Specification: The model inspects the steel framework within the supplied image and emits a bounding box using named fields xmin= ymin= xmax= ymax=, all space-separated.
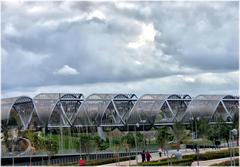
xmin=1 ymin=93 xmax=239 ymax=131
xmin=181 ymin=95 xmax=239 ymax=123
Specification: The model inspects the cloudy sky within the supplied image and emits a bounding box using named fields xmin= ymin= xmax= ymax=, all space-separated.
xmin=1 ymin=1 xmax=239 ymax=98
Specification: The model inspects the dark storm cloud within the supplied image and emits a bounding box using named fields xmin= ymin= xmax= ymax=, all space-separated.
xmin=1 ymin=1 xmax=238 ymax=95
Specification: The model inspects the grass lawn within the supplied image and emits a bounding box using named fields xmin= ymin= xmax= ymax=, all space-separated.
xmin=46 ymin=134 xmax=79 ymax=150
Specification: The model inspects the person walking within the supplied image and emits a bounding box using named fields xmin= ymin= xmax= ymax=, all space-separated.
xmin=141 ymin=150 xmax=146 ymax=163
xmin=216 ymin=140 xmax=221 ymax=149
xmin=145 ymin=151 xmax=152 ymax=162
xmin=194 ymin=144 xmax=198 ymax=153
xmin=174 ymin=149 xmax=182 ymax=160
xmin=158 ymin=147 xmax=162 ymax=157
xmin=214 ymin=139 xmax=217 ymax=149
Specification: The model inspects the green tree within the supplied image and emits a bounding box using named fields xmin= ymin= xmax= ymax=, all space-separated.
xmin=44 ymin=139 xmax=58 ymax=164
xmin=156 ymin=126 xmax=170 ymax=153
xmin=136 ymin=132 xmax=144 ymax=147
xmin=232 ymin=112 xmax=239 ymax=130
xmin=220 ymin=123 xmax=232 ymax=146
xmin=121 ymin=133 xmax=135 ymax=149
xmin=112 ymin=135 xmax=121 ymax=162
xmin=107 ymin=131 xmax=123 ymax=164
xmin=108 ymin=129 xmax=124 ymax=152
xmin=28 ymin=131 xmax=59 ymax=165
xmin=197 ymin=118 xmax=211 ymax=146
xmin=208 ymin=125 xmax=220 ymax=144
xmin=207 ymin=120 xmax=232 ymax=146
xmin=197 ymin=119 xmax=210 ymax=138
xmin=94 ymin=135 xmax=109 ymax=151
xmin=22 ymin=130 xmax=41 ymax=150
xmin=2 ymin=130 xmax=11 ymax=151
xmin=232 ymin=112 xmax=239 ymax=146
xmin=169 ymin=122 xmax=189 ymax=149
xmin=74 ymin=134 xmax=96 ymax=160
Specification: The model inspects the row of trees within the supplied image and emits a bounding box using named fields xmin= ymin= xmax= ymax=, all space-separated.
xmin=72 ymin=130 xmax=145 ymax=160
xmin=156 ymin=123 xmax=190 ymax=152
xmin=3 ymin=113 xmax=238 ymax=164
xmin=22 ymin=130 xmax=58 ymax=164
xmin=74 ymin=131 xmax=144 ymax=152
xmin=156 ymin=113 xmax=239 ymax=152
xmin=23 ymin=130 xmax=58 ymax=154
xmin=10 ymin=129 xmax=143 ymax=161
xmin=197 ymin=118 xmax=238 ymax=146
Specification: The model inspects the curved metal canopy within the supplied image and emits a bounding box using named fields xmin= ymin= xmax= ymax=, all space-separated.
xmin=181 ymin=95 xmax=238 ymax=122
xmin=125 ymin=94 xmax=191 ymax=126
xmin=1 ymin=93 xmax=239 ymax=130
xmin=1 ymin=96 xmax=34 ymax=130
xmin=72 ymin=93 xmax=137 ymax=127
xmin=126 ymin=94 xmax=174 ymax=125
xmin=33 ymin=93 xmax=84 ymax=127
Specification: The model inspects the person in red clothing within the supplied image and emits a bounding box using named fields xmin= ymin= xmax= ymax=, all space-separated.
xmin=79 ymin=158 xmax=85 ymax=166
xmin=145 ymin=151 xmax=152 ymax=162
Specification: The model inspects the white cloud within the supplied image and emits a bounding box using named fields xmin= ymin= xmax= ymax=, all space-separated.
xmin=2 ymin=71 xmax=238 ymax=98
xmin=3 ymin=23 xmax=20 ymax=37
xmin=115 ymin=2 xmax=138 ymax=10
xmin=196 ymin=72 xmax=236 ymax=85
xmin=127 ymin=23 xmax=158 ymax=49
xmin=27 ymin=5 xmax=49 ymax=14
xmin=1 ymin=1 xmax=238 ymax=96
xmin=135 ymin=60 xmax=143 ymax=65
xmin=87 ymin=10 xmax=106 ymax=20
xmin=177 ymin=75 xmax=196 ymax=83
xmin=54 ymin=65 xmax=79 ymax=76
xmin=37 ymin=15 xmax=86 ymax=29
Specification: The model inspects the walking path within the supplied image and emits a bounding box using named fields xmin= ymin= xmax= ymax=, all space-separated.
xmin=97 ymin=148 xmax=229 ymax=166
xmin=191 ymin=156 xmax=239 ymax=166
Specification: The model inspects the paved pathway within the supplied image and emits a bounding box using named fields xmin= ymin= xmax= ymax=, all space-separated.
xmin=97 ymin=148 xmax=229 ymax=166
xmin=191 ymin=156 xmax=239 ymax=166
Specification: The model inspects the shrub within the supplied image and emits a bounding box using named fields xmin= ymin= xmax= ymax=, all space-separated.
xmin=63 ymin=156 xmax=135 ymax=166
xmin=198 ymin=148 xmax=239 ymax=161
xmin=85 ymin=156 xmax=135 ymax=166
xmin=210 ymin=158 xmax=239 ymax=166
xmin=139 ymin=148 xmax=239 ymax=166
xmin=142 ymin=158 xmax=193 ymax=166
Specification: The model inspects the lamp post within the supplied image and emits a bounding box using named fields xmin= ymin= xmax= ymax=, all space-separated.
xmin=135 ymin=123 xmax=139 ymax=164
xmin=127 ymin=124 xmax=131 ymax=166
xmin=229 ymin=130 xmax=232 ymax=166
xmin=30 ymin=148 xmax=32 ymax=166
xmin=195 ymin=117 xmax=199 ymax=139
xmin=193 ymin=117 xmax=200 ymax=167
xmin=79 ymin=126 xmax=82 ymax=160
xmin=11 ymin=128 xmax=18 ymax=167
xmin=11 ymin=140 xmax=15 ymax=166
xmin=229 ymin=129 xmax=238 ymax=167
xmin=190 ymin=117 xmax=194 ymax=141
xmin=140 ymin=120 xmax=147 ymax=149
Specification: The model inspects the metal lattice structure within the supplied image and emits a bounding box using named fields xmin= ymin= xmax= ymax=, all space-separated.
xmin=71 ymin=93 xmax=137 ymax=128
xmin=1 ymin=93 xmax=239 ymax=131
xmin=1 ymin=96 xmax=35 ymax=130
xmin=33 ymin=93 xmax=84 ymax=128
xmin=181 ymin=95 xmax=239 ymax=122
xmin=125 ymin=94 xmax=192 ymax=130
